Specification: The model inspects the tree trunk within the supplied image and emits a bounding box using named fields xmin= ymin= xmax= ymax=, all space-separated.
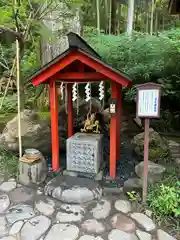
xmin=162 ymin=15 xmax=165 ymax=30
xmin=41 ymin=2 xmax=81 ymax=63
xmin=155 ymin=9 xmax=158 ymax=32
xmin=127 ymin=0 xmax=135 ymax=36
xmin=104 ymin=0 xmax=109 ymax=34
xmin=146 ymin=1 xmax=150 ymax=33
xmin=150 ymin=0 xmax=154 ymax=35
xmin=96 ymin=0 xmax=100 ymax=35
xmin=140 ymin=0 xmax=145 ymax=32
xmin=111 ymin=0 xmax=117 ymax=34
xmin=117 ymin=4 xmax=121 ymax=34
xmin=109 ymin=0 xmax=112 ymax=34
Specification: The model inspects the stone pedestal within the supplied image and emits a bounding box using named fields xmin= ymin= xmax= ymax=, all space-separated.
xmin=18 ymin=150 xmax=47 ymax=186
xmin=66 ymin=133 xmax=103 ymax=174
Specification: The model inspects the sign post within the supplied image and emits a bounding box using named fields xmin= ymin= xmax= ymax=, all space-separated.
xmin=136 ymin=83 xmax=161 ymax=202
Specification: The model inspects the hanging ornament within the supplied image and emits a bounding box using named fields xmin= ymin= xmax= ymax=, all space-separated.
xmin=72 ymin=83 xmax=78 ymax=102
xmin=85 ymin=82 xmax=91 ymax=102
xmin=99 ymin=81 xmax=104 ymax=100
xmin=72 ymin=82 xmax=79 ymax=116
xmin=60 ymin=82 xmax=64 ymax=100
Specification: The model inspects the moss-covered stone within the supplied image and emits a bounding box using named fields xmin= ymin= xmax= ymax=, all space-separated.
xmin=132 ymin=128 xmax=170 ymax=163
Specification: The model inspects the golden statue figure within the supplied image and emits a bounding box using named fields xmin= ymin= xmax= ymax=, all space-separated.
xmin=81 ymin=112 xmax=100 ymax=134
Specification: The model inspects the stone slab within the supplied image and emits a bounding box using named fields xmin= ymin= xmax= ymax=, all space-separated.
xmin=90 ymin=199 xmax=111 ymax=219
xmin=130 ymin=213 xmax=155 ymax=232
xmin=0 ymin=216 xmax=8 ymax=237
xmin=108 ymin=229 xmax=138 ymax=240
xmin=20 ymin=215 xmax=51 ymax=240
xmin=45 ymin=224 xmax=79 ymax=240
xmin=9 ymin=221 xmax=24 ymax=236
xmin=81 ymin=219 xmax=106 ymax=234
xmin=35 ymin=199 xmax=55 ymax=216
xmin=136 ymin=230 xmax=152 ymax=240
xmin=0 ymin=181 xmax=16 ymax=192
xmin=56 ymin=204 xmax=85 ymax=222
xmin=0 ymin=194 xmax=10 ymax=213
xmin=110 ymin=213 xmax=136 ymax=233
xmin=6 ymin=204 xmax=35 ymax=224
xmin=114 ymin=200 xmax=132 ymax=214
xmin=157 ymin=229 xmax=177 ymax=240
xmin=44 ymin=175 xmax=102 ymax=203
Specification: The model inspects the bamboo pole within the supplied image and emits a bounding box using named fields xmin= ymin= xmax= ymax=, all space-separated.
xmin=15 ymin=0 xmax=22 ymax=158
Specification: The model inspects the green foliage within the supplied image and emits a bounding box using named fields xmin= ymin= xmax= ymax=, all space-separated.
xmin=148 ymin=181 xmax=180 ymax=218
xmin=0 ymin=94 xmax=34 ymax=113
xmin=152 ymin=110 xmax=180 ymax=132
xmin=0 ymin=150 xmax=19 ymax=178
xmin=148 ymin=166 xmax=180 ymax=220
xmin=126 ymin=191 xmax=140 ymax=201
xmin=0 ymin=95 xmax=18 ymax=113
xmin=84 ymin=28 xmax=180 ymax=83
xmin=84 ymin=28 xmax=180 ymax=106
xmin=21 ymin=44 xmax=40 ymax=78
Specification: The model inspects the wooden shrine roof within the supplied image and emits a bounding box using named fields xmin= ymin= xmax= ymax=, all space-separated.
xmin=27 ymin=32 xmax=132 ymax=87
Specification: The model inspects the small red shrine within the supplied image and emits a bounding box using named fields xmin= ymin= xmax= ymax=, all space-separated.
xmin=28 ymin=32 xmax=132 ymax=179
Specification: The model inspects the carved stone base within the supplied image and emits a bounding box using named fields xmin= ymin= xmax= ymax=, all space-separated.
xmin=66 ymin=133 xmax=103 ymax=174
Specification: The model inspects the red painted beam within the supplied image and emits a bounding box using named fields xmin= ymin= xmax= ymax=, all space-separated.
xmin=49 ymin=80 xmax=59 ymax=171
xmin=32 ymin=52 xmax=78 ymax=86
xmin=67 ymin=83 xmax=74 ymax=138
xmin=56 ymin=72 xmax=106 ymax=80
xmin=55 ymin=79 xmax=101 ymax=84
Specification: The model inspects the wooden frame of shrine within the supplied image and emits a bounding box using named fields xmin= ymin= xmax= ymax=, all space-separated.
xmin=27 ymin=32 xmax=132 ymax=179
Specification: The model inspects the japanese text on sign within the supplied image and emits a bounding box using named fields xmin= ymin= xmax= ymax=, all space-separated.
xmin=138 ymin=89 xmax=159 ymax=117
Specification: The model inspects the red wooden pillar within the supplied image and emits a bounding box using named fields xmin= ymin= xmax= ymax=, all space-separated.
xmin=49 ymin=79 xmax=59 ymax=171
xmin=116 ymin=84 xmax=122 ymax=158
xmin=67 ymin=83 xmax=74 ymax=137
xmin=110 ymin=82 xmax=122 ymax=178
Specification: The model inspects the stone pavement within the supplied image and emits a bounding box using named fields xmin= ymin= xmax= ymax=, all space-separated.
xmin=0 ymin=177 xmax=177 ymax=240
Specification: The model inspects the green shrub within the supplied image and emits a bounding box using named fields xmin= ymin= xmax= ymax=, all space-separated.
xmin=84 ymin=28 xmax=180 ymax=103
xmin=0 ymin=150 xmax=19 ymax=178
xmin=147 ymin=181 xmax=180 ymax=219
xmin=0 ymin=95 xmax=18 ymax=113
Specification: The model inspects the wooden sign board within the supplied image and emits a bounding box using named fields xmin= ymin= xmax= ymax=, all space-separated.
xmin=136 ymin=83 xmax=161 ymax=118
xmin=135 ymin=82 xmax=162 ymax=202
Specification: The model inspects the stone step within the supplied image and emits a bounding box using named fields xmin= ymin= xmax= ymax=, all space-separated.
xmin=171 ymin=153 xmax=180 ymax=158
xmin=170 ymin=149 xmax=180 ymax=154
xmin=175 ymin=158 xmax=180 ymax=164
xmin=168 ymin=140 xmax=180 ymax=147
xmin=169 ymin=145 xmax=180 ymax=149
